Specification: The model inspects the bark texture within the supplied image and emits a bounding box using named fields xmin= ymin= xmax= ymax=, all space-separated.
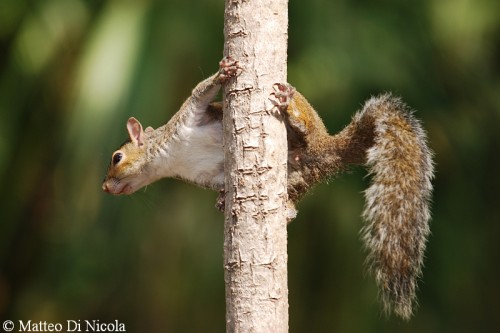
xmin=222 ymin=0 xmax=289 ymax=332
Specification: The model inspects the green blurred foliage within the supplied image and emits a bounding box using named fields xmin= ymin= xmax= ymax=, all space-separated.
xmin=1 ymin=0 xmax=499 ymax=332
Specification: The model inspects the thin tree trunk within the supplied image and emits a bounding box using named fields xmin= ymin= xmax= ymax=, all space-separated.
xmin=222 ymin=0 xmax=289 ymax=332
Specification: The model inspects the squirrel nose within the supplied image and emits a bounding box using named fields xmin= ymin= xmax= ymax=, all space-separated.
xmin=102 ymin=182 xmax=110 ymax=193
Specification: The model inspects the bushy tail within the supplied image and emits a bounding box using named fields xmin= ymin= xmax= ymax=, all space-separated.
xmin=358 ymin=94 xmax=434 ymax=319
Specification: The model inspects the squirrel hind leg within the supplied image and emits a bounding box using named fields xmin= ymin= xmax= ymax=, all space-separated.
xmin=271 ymin=83 xmax=329 ymax=138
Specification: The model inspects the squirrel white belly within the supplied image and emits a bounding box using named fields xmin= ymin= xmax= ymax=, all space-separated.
xmin=102 ymin=57 xmax=434 ymax=320
xmin=101 ymin=60 xmax=235 ymax=195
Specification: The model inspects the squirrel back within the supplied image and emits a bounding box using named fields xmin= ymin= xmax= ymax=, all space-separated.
xmin=276 ymin=85 xmax=434 ymax=319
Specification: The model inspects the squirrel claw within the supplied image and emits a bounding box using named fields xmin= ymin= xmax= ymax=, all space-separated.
xmin=218 ymin=57 xmax=242 ymax=83
xmin=270 ymin=83 xmax=296 ymax=111
xmin=271 ymin=83 xmax=308 ymax=134
xmin=215 ymin=189 xmax=226 ymax=212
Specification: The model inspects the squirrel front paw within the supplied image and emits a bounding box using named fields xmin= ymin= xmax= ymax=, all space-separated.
xmin=218 ymin=57 xmax=242 ymax=83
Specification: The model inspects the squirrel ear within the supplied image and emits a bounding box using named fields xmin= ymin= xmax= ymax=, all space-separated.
xmin=127 ymin=117 xmax=145 ymax=147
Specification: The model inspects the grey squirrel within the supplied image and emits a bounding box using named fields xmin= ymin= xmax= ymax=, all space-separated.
xmin=102 ymin=57 xmax=434 ymax=320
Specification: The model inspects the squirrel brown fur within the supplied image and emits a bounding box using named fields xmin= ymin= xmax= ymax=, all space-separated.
xmin=102 ymin=58 xmax=434 ymax=320
xmin=273 ymin=84 xmax=433 ymax=319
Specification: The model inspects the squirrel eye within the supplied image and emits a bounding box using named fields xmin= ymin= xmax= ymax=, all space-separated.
xmin=112 ymin=152 xmax=123 ymax=165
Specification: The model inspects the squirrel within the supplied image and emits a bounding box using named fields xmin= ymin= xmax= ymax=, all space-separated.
xmin=102 ymin=57 xmax=434 ymax=320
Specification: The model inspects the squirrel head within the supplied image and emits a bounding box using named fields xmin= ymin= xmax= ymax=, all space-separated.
xmin=102 ymin=117 xmax=154 ymax=195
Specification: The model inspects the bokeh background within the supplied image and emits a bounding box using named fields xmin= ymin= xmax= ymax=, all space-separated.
xmin=1 ymin=0 xmax=499 ymax=332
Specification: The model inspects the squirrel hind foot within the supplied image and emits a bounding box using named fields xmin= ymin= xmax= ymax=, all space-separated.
xmin=270 ymin=83 xmax=296 ymax=111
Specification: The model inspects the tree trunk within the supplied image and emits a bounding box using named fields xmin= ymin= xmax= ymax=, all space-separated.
xmin=222 ymin=0 xmax=289 ymax=332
